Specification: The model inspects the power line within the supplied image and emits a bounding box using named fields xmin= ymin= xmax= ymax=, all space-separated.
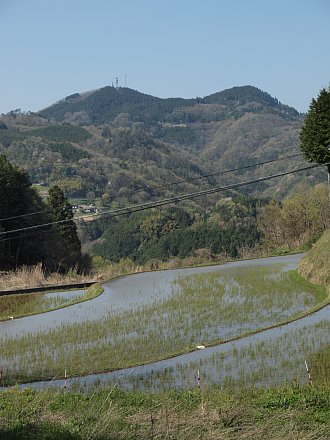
xmin=0 ymin=163 xmax=321 ymax=240
xmin=0 ymin=207 xmax=72 ymax=223
xmin=111 ymin=153 xmax=304 ymax=198
xmin=95 ymin=163 xmax=320 ymax=219
xmin=0 ymin=224 xmax=60 ymax=243
xmin=0 ymin=153 xmax=303 ymax=223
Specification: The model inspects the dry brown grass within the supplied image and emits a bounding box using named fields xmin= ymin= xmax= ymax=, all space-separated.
xmin=105 ymin=400 xmax=329 ymax=440
xmin=0 ymin=263 xmax=96 ymax=291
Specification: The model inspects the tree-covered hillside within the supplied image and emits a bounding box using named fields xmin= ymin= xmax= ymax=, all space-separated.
xmin=40 ymin=86 xmax=195 ymax=124
xmin=90 ymin=197 xmax=260 ymax=264
xmin=203 ymin=85 xmax=299 ymax=117
xmin=86 ymin=182 xmax=329 ymax=265
xmin=39 ymin=85 xmax=300 ymax=125
xmin=0 ymin=86 xmax=326 ymax=207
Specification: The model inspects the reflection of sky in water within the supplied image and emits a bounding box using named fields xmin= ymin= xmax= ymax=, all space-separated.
xmin=0 ymin=254 xmax=303 ymax=339
xmin=96 ymin=305 xmax=329 ymax=390
xmin=18 ymin=303 xmax=330 ymax=392
xmin=43 ymin=290 xmax=85 ymax=301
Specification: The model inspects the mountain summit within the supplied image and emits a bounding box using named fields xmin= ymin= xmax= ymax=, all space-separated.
xmin=39 ymin=85 xmax=300 ymax=125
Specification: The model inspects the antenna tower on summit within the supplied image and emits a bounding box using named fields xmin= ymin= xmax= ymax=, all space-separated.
xmin=115 ymin=77 xmax=119 ymax=90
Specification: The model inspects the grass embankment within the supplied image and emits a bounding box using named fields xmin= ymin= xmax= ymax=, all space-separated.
xmin=299 ymin=229 xmax=330 ymax=288
xmin=0 ymin=384 xmax=329 ymax=439
xmin=0 ymin=284 xmax=103 ymax=321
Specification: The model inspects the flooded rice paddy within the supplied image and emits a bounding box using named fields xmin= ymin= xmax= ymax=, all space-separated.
xmin=0 ymin=289 xmax=86 ymax=321
xmin=0 ymin=254 xmax=329 ymax=390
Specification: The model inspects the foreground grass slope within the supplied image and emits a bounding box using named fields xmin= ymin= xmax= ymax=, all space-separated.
xmin=1 ymin=384 xmax=329 ymax=439
xmin=299 ymin=229 xmax=330 ymax=287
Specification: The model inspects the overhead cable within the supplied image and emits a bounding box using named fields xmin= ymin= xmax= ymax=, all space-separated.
xmin=0 ymin=163 xmax=321 ymax=239
xmin=0 ymin=152 xmax=303 ymax=222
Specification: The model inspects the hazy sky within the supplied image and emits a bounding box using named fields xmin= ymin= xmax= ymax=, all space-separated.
xmin=1 ymin=0 xmax=329 ymax=114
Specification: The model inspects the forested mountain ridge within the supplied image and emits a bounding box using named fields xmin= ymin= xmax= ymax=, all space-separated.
xmin=203 ymin=85 xmax=299 ymax=115
xmin=40 ymin=87 xmax=194 ymax=124
xmin=39 ymin=85 xmax=300 ymax=125
xmin=0 ymin=85 xmax=325 ymax=206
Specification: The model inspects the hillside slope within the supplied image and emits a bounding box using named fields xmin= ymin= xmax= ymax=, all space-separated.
xmin=299 ymin=229 xmax=330 ymax=287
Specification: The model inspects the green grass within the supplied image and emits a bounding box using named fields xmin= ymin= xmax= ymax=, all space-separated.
xmin=299 ymin=229 xmax=330 ymax=286
xmin=0 ymin=264 xmax=327 ymax=385
xmin=0 ymin=384 xmax=329 ymax=439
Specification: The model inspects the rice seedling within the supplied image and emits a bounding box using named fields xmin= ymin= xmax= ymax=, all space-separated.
xmin=92 ymin=317 xmax=330 ymax=393
xmin=0 ymin=259 xmax=327 ymax=386
xmin=0 ymin=284 xmax=103 ymax=321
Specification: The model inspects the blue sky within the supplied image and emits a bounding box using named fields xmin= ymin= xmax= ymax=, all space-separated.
xmin=1 ymin=0 xmax=329 ymax=114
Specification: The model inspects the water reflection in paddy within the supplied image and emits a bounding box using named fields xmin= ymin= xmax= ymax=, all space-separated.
xmin=43 ymin=290 xmax=85 ymax=301
xmin=21 ymin=302 xmax=330 ymax=391
xmin=0 ymin=254 xmax=304 ymax=340
xmin=2 ymin=252 xmax=328 ymax=391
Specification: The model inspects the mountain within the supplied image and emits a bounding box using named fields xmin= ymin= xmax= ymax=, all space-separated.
xmin=203 ymin=85 xmax=299 ymax=115
xmin=0 ymin=85 xmax=325 ymax=208
xmin=39 ymin=85 xmax=299 ymax=125
xmin=39 ymin=87 xmax=194 ymax=125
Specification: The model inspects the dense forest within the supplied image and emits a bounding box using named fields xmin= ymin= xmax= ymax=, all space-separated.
xmin=39 ymin=85 xmax=300 ymax=124
xmin=84 ymin=182 xmax=329 ymax=265
xmin=89 ymin=198 xmax=260 ymax=264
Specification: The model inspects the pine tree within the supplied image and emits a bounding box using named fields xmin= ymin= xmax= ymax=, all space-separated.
xmin=300 ymin=87 xmax=330 ymax=165
xmin=300 ymin=86 xmax=330 ymax=201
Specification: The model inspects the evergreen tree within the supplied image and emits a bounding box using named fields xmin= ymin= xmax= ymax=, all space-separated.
xmin=0 ymin=155 xmax=47 ymax=267
xmin=300 ymin=87 xmax=330 ymax=196
xmin=47 ymin=185 xmax=81 ymax=268
xmin=0 ymin=156 xmax=83 ymax=270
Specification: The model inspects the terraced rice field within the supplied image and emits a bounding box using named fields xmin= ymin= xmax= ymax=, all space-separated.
xmin=0 ymin=254 xmax=329 ymax=389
